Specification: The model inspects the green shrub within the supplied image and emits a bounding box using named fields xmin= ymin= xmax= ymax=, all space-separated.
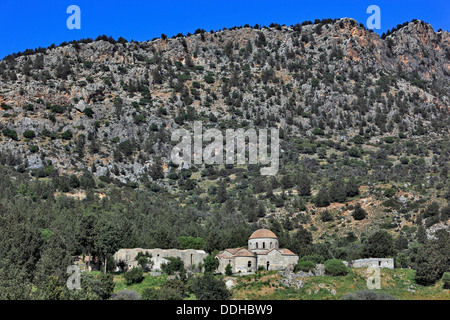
xmin=3 ymin=128 xmax=18 ymax=140
xmin=383 ymin=136 xmax=395 ymax=144
xmin=302 ymin=254 xmax=325 ymax=264
xmin=23 ymin=130 xmax=36 ymax=139
xmin=161 ymin=257 xmax=184 ymax=275
xmin=191 ymin=273 xmax=230 ymax=300
xmin=352 ymin=203 xmax=367 ymax=220
xmin=225 ymin=264 xmax=233 ymax=276
xmin=204 ymin=73 xmax=215 ymax=84
xmin=158 ymin=279 xmax=187 ymax=300
xmin=111 ymin=289 xmax=140 ymax=300
xmin=141 ymin=288 xmax=159 ymax=300
xmin=343 ymin=290 xmax=397 ymax=300
xmin=124 ymin=267 xmax=144 ymax=285
xmin=83 ymin=107 xmax=94 ymax=118
xmin=442 ymin=272 xmax=450 ymax=290
xmin=178 ymin=236 xmax=205 ymax=250
xmin=61 ymin=130 xmax=73 ymax=140
xmin=324 ymin=259 xmax=348 ymax=276
xmin=202 ymin=255 xmax=219 ymax=274
xmin=384 ymin=188 xmax=396 ymax=198
xmin=294 ymin=260 xmax=316 ymax=273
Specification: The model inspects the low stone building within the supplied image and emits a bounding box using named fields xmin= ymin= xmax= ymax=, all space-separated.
xmin=216 ymin=229 xmax=299 ymax=274
xmin=350 ymin=258 xmax=394 ymax=269
xmin=114 ymin=248 xmax=208 ymax=272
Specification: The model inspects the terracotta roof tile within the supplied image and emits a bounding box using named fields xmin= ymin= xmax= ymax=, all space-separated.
xmin=249 ymin=229 xmax=278 ymax=239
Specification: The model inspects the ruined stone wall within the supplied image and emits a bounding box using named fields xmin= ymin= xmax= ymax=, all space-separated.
xmin=257 ymin=254 xmax=299 ymax=271
xmin=351 ymin=258 xmax=394 ymax=269
xmin=114 ymin=248 xmax=209 ymax=271
xmin=217 ymin=256 xmax=234 ymax=274
xmin=234 ymin=256 xmax=257 ymax=273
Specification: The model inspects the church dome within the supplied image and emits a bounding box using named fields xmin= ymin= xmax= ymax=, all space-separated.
xmin=249 ymin=229 xmax=277 ymax=239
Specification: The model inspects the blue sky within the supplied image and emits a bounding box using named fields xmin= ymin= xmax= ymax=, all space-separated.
xmin=0 ymin=0 xmax=448 ymax=59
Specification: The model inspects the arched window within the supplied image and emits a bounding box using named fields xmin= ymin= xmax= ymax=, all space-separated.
xmin=267 ymin=261 xmax=270 ymax=270
xmin=263 ymin=242 xmax=265 ymax=249
xmin=256 ymin=242 xmax=258 ymax=249
xmin=270 ymin=242 xmax=273 ymax=248
xmin=248 ymin=261 xmax=252 ymax=268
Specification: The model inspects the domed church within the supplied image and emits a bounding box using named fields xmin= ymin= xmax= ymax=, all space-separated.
xmin=215 ymin=229 xmax=299 ymax=274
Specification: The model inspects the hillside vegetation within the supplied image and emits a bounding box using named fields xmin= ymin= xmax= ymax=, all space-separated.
xmin=0 ymin=18 xmax=448 ymax=299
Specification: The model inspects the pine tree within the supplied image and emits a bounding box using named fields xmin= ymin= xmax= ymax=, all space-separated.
xmin=216 ymin=180 xmax=228 ymax=203
xmin=416 ymin=225 xmax=427 ymax=244
xmin=345 ymin=177 xmax=360 ymax=197
xmin=329 ymin=178 xmax=347 ymax=203
xmin=315 ymin=186 xmax=330 ymax=207
xmin=362 ymin=230 xmax=395 ymax=258
xmin=352 ymin=203 xmax=367 ymax=220
xmin=297 ymin=173 xmax=311 ymax=197
xmin=150 ymin=158 xmax=164 ymax=180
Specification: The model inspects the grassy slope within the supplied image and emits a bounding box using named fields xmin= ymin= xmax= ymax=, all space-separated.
xmin=112 ymin=269 xmax=449 ymax=300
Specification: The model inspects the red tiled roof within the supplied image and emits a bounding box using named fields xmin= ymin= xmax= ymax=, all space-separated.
xmin=216 ymin=248 xmax=256 ymax=258
xmin=258 ymin=248 xmax=298 ymax=256
xmin=249 ymin=229 xmax=278 ymax=239
xmin=280 ymin=248 xmax=297 ymax=255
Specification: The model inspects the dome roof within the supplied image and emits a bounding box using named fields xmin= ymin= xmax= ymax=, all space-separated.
xmin=249 ymin=229 xmax=277 ymax=239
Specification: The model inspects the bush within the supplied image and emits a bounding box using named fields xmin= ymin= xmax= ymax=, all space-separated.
xmin=3 ymin=128 xmax=18 ymax=140
xmin=191 ymin=273 xmax=230 ymax=300
xmin=68 ymin=175 xmax=80 ymax=189
xmin=61 ymin=130 xmax=73 ymax=140
xmin=320 ymin=210 xmax=333 ymax=222
xmin=362 ymin=230 xmax=395 ymax=258
xmin=161 ymin=257 xmax=184 ymax=275
xmin=294 ymin=260 xmax=316 ymax=273
xmin=23 ymin=130 xmax=36 ymax=139
xmin=324 ymin=259 xmax=348 ymax=276
xmin=202 ymin=255 xmax=219 ymax=274
xmin=178 ymin=236 xmax=206 ymax=250
xmin=83 ymin=107 xmax=94 ymax=118
xmin=204 ymin=73 xmax=215 ymax=84
xmin=225 ymin=264 xmax=233 ymax=276
xmin=342 ymin=290 xmax=397 ymax=300
xmin=415 ymin=230 xmax=449 ymax=286
xmin=352 ymin=203 xmax=367 ymax=220
xmin=141 ymin=288 xmax=159 ymax=300
xmin=111 ymin=289 xmax=140 ymax=300
xmin=442 ymin=272 xmax=450 ymax=290
xmin=124 ymin=267 xmax=144 ymax=285
xmin=159 ymin=279 xmax=187 ymax=300
xmin=302 ymin=254 xmax=325 ymax=264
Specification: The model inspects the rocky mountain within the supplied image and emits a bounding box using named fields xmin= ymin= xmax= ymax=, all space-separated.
xmin=0 ymin=19 xmax=449 ymax=299
xmin=0 ymin=18 xmax=448 ymax=185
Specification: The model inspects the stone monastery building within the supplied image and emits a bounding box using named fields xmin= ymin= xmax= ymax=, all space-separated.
xmin=215 ymin=229 xmax=299 ymax=274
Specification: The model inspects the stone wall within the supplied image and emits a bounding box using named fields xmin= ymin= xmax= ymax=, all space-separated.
xmin=234 ymin=256 xmax=257 ymax=273
xmin=114 ymin=248 xmax=208 ymax=271
xmin=257 ymin=253 xmax=298 ymax=271
xmin=248 ymin=238 xmax=279 ymax=252
xmin=351 ymin=258 xmax=394 ymax=269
